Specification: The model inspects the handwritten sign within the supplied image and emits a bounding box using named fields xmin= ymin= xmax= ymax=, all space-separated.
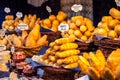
xmin=0 ymin=29 xmax=6 ymax=38
xmin=58 ymin=23 xmax=69 ymax=32
xmin=46 ymin=6 xmax=52 ymax=13
xmin=16 ymin=12 xmax=23 ymax=18
xmin=17 ymin=24 xmax=29 ymax=30
xmin=11 ymin=46 xmax=15 ymax=54
xmin=0 ymin=45 xmax=6 ymax=51
xmin=4 ymin=7 xmax=10 ymax=13
xmin=71 ymin=4 xmax=83 ymax=12
xmin=115 ymin=0 xmax=120 ymax=6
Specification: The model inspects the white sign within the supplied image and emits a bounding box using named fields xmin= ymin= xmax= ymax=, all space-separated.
xmin=4 ymin=7 xmax=10 ymax=13
xmin=0 ymin=45 xmax=6 ymax=51
xmin=115 ymin=0 xmax=120 ymax=6
xmin=0 ymin=29 xmax=6 ymax=38
xmin=58 ymin=23 xmax=69 ymax=32
xmin=71 ymin=4 xmax=83 ymax=12
xmin=16 ymin=12 xmax=23 ymax=18
xmin=11 ymin=46 xmax=15 ymax=54
xmin=17 ymin=24 xmax=29 ymax=30
xmin=46 ymin=6 xmax=52 ymax=13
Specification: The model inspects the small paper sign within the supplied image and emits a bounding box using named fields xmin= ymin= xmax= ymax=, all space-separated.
xmin=11 ymin=46 xmax=15 ymax=54
xmin=16 ymin=12 xmax=23 ymax=18
xmin=58 ymin=23 xmax=69 ymax=32
xmin=17 ymin=24 xmax=29 ymax=30
xmin=115 ymin=0 xmax=120 ymax=7
xmin=46 ymin=6 xmax=52 ymax=13
xmin=4 ymin=7 xmax=11 ymax=13
xmin=0 ymin=29 xmax=6 ymax=38
xmin=71 ymin=4 xmax=83 ymax=12
xmin=0 ymin=45 xmax=6 ymax=51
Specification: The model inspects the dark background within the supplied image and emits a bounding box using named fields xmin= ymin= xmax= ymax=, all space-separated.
xmin=0 ymin=0 xmax=117 ymax=27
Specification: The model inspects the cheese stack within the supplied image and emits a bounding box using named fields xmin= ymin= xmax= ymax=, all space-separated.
xmin=39 ymin=37 xmax=80 ymax=69
xmin=94 ymin=8 xmax=120 ymax=39
xmin=78 ymin=49 xmax=120 ymax=80
xmin=41 ymin=11 xmax=67 ymax=32
xmin=61 ymin=16 xmax=95 ymax=42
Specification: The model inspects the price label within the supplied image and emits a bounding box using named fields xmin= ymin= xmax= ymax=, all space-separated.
xmin=115 ymin=0 xmax=120 ymax=6
xmin=0 ymin=45 xmax=6 ymax=51
xmin=16 ymin=12 xmax=23 ymax=18
xmin=46 ymin=6 xmax=52 ymax=13
xmin=17 ymin=24 xmax=29 ymax=30
xmin=0 ymin=29 xmax=6 ymax=38
xmin=58 ymin=23 xmax=69 ymax=32
xmin=11 ymin=46 xmax=15 ymax=54
xmin=4 ymin=7 xmax=11 ymax=13
xmin=71 ymin=4 xmax=83 ymax=12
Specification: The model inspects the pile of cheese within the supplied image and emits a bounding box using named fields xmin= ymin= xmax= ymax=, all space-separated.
xmin=94 ymin=8 xmax=120 ymax=39
xmin=39 ymin=38 xmax=80 ymax=69
xmin=61 ymin=16 xmax=95 ymax=42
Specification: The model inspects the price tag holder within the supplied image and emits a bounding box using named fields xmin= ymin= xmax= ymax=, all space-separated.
xmin=58 ymin=23 xmax=69 ymax=32
xmin=0 ymin=45 xmax=6 ymax=51
xmin=76 ymin=75 xmax=89 ymax=80
xmin=71 ymin=4 xmax=83 ymax=12
xmin=11 ymin=46 xmax=15 ymax=54
xmin=17 ymin=24 xmax=29 ymax=31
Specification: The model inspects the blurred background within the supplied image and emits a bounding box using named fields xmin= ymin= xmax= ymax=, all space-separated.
xmin=0 ymin=0 xmax=117 ymax=27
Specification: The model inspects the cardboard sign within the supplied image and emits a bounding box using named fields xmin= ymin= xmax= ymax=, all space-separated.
xmin=17 ymin=24 xmax=29 ymax=30
xmin=58 ymin=23 xmax=69 ymax=32
xmin=71 ymin=4 xmax=83 ymax=12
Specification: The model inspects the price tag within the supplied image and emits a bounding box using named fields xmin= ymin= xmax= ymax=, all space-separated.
xmin=115 ymin=0 xmax=120 ymax=6
xmin=11 ymin=46 xmax=15 ymax=54
xmin=17 ymin=24 xmax=29 ymax=30
xmin=76 ymin=75 xmax=89 ymax=80
xmin=46 ymin=6 xmax=52 ymax=13
xmin=0 ymin=29 xmax=6 ymax=38
xmin=58 ymin=23 xmax=69 ymax=32
xmin=16 ymin=12 xmax=23 ymax=18
xmin=71 ymin=4 xmax=83 ymax=12
xmin=0 ymin=45 xmax=6 ymax=51
xmin=4 ymin=7 xmax=11 ymax=13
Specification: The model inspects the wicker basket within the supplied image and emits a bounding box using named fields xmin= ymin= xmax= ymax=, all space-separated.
xmin=41 ymin=31 xmax=61 ymax=43
xmin=93 ymin=35 xmax=120 ymax=57
xmin=40 ymin=66 xmax=76 ymax=80
xmin=15 ymin=46 xmax=42 ymax=57
xmin=75 ymin=40 xmax=97 ymax=51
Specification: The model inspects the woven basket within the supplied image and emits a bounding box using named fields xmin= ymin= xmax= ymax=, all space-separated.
xmin=15 ymin=46 xmax=42 ymax=57
xmin=40 ymin=66 xmax=76 ymax=80
xmin=41 ymin=31 xmax=61 ymax=43
xmin=93 ymin=35 xmax=120 ymax=57
xmin=75 ymin=41 xmax=96 ymax=51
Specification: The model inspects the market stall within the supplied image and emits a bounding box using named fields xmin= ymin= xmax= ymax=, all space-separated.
xmin=0 ymin=0 xmax=120 ymax=80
